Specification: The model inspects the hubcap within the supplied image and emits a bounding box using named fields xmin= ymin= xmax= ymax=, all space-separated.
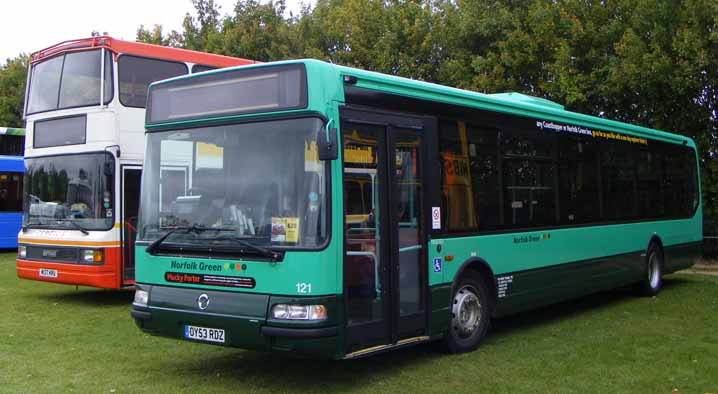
xmin=452 ymin=285 xmax=482 ymax=339
xmin=648 ymin=253 xmax=660 ymax=289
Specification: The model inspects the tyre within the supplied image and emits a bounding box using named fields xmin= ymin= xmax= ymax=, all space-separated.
xmin=442 ymin=272 xmax=491 ymax=353
xmin=638 ymin=243 xmax=663 ymax=296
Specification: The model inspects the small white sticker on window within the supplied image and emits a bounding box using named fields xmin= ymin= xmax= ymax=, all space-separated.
xmin=432 ymin=207 xmax=441 ymax=230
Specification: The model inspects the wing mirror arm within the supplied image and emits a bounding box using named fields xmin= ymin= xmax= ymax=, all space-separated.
xmin=317 ymin=119 xmax=338 ymax=161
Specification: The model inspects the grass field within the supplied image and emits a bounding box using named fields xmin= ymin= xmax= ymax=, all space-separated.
xmin=1 ymin=252 xmax=717 ymax=394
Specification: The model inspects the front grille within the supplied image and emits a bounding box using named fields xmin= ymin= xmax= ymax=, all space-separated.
xmin=26 ymin=246 xmax=80 ymax=263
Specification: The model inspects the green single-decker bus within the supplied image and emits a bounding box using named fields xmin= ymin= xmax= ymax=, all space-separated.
xmin=131 ymin=59 xmax=702 ymax=359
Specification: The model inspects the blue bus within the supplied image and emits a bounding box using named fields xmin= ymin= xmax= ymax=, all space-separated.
xmin=0 ymin=127 xmax=25 ymax=249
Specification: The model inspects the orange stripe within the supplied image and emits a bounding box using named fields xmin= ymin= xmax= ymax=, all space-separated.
xmin=31 ymin=36 xmax=257 ymax=67
xmin=17 ymin=238 xmax=121 ymax=247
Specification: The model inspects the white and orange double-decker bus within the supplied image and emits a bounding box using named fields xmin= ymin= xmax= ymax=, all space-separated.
xmin=16 ymin=36 xmax=255 ymax=288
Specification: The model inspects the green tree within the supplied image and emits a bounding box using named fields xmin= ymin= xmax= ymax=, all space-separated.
xmin=0 ymin=55 xmax=28 ymax=128
xmin=136 ymin=25 xmax=183 ymax=47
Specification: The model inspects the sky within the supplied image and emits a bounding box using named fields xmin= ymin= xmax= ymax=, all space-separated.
xmin=0 ymin=0 xmax=311 ymax=63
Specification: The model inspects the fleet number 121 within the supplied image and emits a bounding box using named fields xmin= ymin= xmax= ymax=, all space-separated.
xmin=296 ymin=283 xmax=312 ymax=294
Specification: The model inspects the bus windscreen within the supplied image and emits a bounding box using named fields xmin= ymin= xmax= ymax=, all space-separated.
xmin=147 ymin=65 xmax=306 ymax=124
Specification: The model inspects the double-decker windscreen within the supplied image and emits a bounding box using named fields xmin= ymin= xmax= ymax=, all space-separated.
xmin=23 ymin=153 xmax=115 ymax=231
xmin=26 ymin=49 xmax=112 ymax=114
xmin=147 ymin=64 xmax=306 ymax=124
xmin=139 ymin=118 xmax=327 ymax=250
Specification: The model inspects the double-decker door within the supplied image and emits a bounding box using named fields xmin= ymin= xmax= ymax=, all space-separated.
xmin=341 ymin=109 xmax=429 ymax=353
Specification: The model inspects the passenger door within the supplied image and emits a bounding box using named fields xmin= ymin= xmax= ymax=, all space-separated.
xmin=121 ymin=166 xmax=142 ymax=284
xmin=341 ymin=109 xmax=429 ymax=353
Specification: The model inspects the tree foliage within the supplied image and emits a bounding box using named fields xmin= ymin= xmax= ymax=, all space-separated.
xmin=0 ymin=0 xmax=716 ymax=230
xmin=0 ymin=55 xmax=27 ymax=128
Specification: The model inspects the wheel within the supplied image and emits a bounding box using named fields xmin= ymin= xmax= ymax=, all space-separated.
xmin=442 ymin=272 xmax=491 ymax=353
xmin=638 ymin=243 xmax=663 ymax=296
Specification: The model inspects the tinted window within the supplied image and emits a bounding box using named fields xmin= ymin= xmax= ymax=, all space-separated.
xmin=27 ymin=50 xmax=112 ymax=114
xmin=0 ymin=135 xmax=25 ymax=156
xmin=436 ymin=113 xmax=697 ymax=234
xmin=601 ymin=142 xmax=637 ymax=220
xmin=558 ymin=137 xmax=600 ymax=223
xmin=34 ymin=116 xmax=86 ymax=148
xmin=468 ymin=125 xmax=501 ymax=230
xmin=0 ymin=172 xmax=23 ymax=212
xmin=191 ymin=64 xmax=216 ymax=73
xmin=500 ymin=128 xmax=556 ymax=228
xmin=663 ymin=146 xmax=698 ymax=217
xmin=439 ymin=120 xmax=478 ymax=232
xmin=118 ymin=55 xmax=187 ymax=108
xmin=636 ymin=148 xmax=662 ymax=218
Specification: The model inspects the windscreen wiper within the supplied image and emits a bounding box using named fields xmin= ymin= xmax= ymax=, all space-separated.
xmin=210 ymin=235 xmax=284 ymax=261
xmin=56 ymin=218 xmax=89 ymax=235
xmin=145 ymin=224 xmax=206 ymax=255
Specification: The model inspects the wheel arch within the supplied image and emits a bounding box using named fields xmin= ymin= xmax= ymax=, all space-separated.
xmin=646 ymin=234 xmax=665 ymax=262
xmin=451 ymin=258 xmax=497 ymax=314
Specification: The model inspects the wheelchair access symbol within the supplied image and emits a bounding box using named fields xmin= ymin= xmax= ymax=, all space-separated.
xmin=433 ymin=257 xmax=442 ymax=273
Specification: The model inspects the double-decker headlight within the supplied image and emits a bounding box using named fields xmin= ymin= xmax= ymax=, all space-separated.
xmin=271 ymin=304 xmax=327 ymax=321
xmin=18 ymin=245 xmax=27 ymax=258
xmin=81 ymin=249 xmax=104 ymax=263
xmin=133 ymin=289 xmax=149 ymax=307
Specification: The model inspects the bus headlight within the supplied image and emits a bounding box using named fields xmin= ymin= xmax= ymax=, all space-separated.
xmin=134 ymin=289 xmax=149 ymax=307
xmin=81 ymin=249 xmax=104 ymax=263
xmin=271 ymin=304 xmax=327 ymax=321
xmin=18 ymin=245 xmax=27 ymax=258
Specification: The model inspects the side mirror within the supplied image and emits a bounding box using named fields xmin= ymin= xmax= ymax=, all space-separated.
xmin=317 ymin=127 xmax=338 ymax=161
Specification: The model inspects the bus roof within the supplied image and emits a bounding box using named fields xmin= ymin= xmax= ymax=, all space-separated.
xmin=146 ymin=59 xmax=694 ymax=147
xmin=30 ymin=36 xmax=257 ymax=68
xmin=330 ymin=61 xmax=693 ymax=147
xmin=0 ymin=127 xmax=25 ymax=136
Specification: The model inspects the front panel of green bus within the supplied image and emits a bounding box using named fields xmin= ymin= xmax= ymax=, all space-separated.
xmin=131 ymin=63 xmax=348 ymax=358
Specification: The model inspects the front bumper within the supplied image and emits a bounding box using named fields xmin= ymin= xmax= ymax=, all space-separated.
xmin=131 ymin=284 xmax=341 ymax=358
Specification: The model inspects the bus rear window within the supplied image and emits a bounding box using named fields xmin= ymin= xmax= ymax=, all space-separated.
xmin=119 ymin=55 xmax=188 ymax=108
xmin=147 ymin=64 xmax=306 ymax=124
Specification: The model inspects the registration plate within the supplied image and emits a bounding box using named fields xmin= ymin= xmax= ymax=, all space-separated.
xmin=184 ymin=325 xmax=225 ymax=344
xmin=39 ymin=269 xmax=58 ymax=278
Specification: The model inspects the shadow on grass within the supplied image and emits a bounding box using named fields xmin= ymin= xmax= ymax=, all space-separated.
xmin=490 ymin=275 xmax=694 ymax=338
xmin=156 ymin=276 xmax=698 ymax=392
xmin=166 ymin=342 xmax=442 ymax=392
xmin=35 ymin=288 xmax=134 ymax=307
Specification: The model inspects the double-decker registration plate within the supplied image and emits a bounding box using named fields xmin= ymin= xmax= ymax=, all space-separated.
xmin=184 ymin=324 xmax=225 ymax=344
xmin=39 ymin=269 xmax=58 ymax=278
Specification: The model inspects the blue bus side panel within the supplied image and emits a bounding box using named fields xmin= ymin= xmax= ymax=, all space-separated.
xmin=0 ymin=156 xmax=24 ymax=248
xmin=0 ymin=212 xmax=21 ymax=248
xmin=0 ymin=156 xmax=24 ymax=172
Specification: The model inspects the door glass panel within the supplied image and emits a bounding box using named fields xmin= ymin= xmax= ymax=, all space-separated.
xmin=343 ymin=123 xmax=384 ymax=324
xmin=123 ymin=169 xmax=142 ymax=281
xmin=393 ymin=131 xmax=423 ymax=316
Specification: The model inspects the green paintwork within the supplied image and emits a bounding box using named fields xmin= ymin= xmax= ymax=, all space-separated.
xmin=0 ymin=127 xmax=25 ymax=136
xmin=135 ymin=246 xmax=341 ymax=296
xmin=134 ymin=283 xmax=342 ymax=358
xmin=137 ymin=59 xmax=703 ymax=357
xmin=426 ymin=216 xmax=702 ymax=288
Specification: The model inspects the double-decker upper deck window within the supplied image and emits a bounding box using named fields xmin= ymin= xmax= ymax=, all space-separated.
xmin=147 ymin=64 xmax=307 ymax=124
xmin=26 ymin=50 xmax=112 ymax=114
xmin=118 ymin=55 xmax=188 ymax=108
